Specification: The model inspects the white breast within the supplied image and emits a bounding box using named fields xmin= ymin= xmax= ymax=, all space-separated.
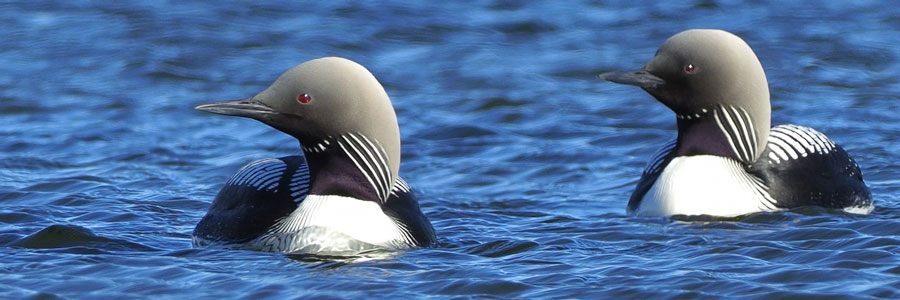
xmin=249 ymin=195 xmax=413 ymax=253
xmin=636 ymin=155 xmax=778 ymax=217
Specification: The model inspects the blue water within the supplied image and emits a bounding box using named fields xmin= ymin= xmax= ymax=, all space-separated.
xmin=2 ymin=1 xmax=900 ymax=298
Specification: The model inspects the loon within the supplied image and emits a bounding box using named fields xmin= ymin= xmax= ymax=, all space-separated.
xmin=192 ymin=57 xmax=436 ymax=253
xmin=598 ymin=29 xmax=873 ymax=217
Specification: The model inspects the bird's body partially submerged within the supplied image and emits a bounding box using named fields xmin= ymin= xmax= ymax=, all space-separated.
xmin=192 ymin=57 xmax=435 ymax=253
xmin=599 ymin=29 xmax=872 ymax=217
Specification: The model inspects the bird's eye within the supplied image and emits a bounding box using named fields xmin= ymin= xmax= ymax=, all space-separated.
xmin=684 ymin=64 xmax=696 ymax=74
xmin=297 ymin=93 xmax=311 ymax=104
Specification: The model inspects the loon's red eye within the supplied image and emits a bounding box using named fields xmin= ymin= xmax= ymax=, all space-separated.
xmin=297 ymin=93 xmax=311 ymax=104
xmin=684 ymin=64 xmax=696 ymax=74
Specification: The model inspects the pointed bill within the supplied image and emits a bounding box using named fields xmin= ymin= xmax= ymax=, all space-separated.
xmin=597 ymin=70 xmax=666 ymax=89
xmin=195 ymin=98 xmax=278 ymax=119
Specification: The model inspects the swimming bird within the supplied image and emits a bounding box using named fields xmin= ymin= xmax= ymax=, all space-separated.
xmin=192 ymin=57 xmax=436 ymax=253
xmin=598 ymin=29 xmax=872 ymax=217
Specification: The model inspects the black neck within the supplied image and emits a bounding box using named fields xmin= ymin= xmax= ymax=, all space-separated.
xmin=301 ymin=141 xmax=381 ymax=202
xmin=675 ymin=117 xmax=740 ymax=161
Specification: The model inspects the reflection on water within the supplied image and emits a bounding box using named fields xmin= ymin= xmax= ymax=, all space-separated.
xmin=286 ymin=249 xmax=402 ymax=266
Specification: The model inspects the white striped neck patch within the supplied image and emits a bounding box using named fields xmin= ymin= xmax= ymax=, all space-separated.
xmin=674 ymin=104 xmax=767 ymax=165
xmin=301 ymin=132 xmax=395 ymax=204
xmin=712 ymin=104 xmax=765 ymax=165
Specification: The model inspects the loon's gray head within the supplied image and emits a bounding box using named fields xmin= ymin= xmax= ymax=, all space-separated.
xmin=196 ymin=57 xmax=401 ymax=196
xmin=599 ymin=29 xmax=771 ymax=163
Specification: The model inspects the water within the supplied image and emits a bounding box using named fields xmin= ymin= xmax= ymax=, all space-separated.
xmin=2 ymin=1 xmax=900 ymax=298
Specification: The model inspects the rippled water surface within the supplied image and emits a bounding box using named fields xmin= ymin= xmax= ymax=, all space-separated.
xmin=3 ymin=1 xmax=900 ymax=298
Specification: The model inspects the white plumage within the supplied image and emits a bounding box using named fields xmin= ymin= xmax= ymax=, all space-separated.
xmin=637 ymin=155 xmax=778 ymax=217
xmin=249 ymin=195 xmax=413 ymax=253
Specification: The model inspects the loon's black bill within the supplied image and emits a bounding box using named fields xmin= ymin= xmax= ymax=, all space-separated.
xmin=195 ymin=98 xmax=277 ymax=119
xmin=598 ymin=70 xmax=666 ymax=88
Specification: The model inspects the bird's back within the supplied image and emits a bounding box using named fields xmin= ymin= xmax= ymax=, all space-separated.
xmin=749 ymin=124 xmax=873 ymax=210
xmin=192 ymin=156 xmax=309 ymax=246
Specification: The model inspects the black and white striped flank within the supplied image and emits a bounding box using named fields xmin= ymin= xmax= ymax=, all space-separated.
xmin=289 ymin=162 xmax=310 ymax=204
xmin=765 ymin=124 xmax=836 ymax=164
xmin=390 ymin=177 xmax=411 ymax=197
xmin=643 ymin=138 xmax=677 ymax=176
xmin=225 ymin=158 xmax=286 ymax=192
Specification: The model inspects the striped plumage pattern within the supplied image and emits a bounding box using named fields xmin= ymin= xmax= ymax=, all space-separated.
xmin=391 ymin=177 xmax=412 ymax=196
xmin=299 ymin=132 xmax=395 ymax=202
xmin=713 ymin=104 xmax=760 ymax=164
xmin=220 ymin=157 xmax=310 ymax=204
xmin=253 ymin=176 xmax=420 ymax=253
xmin=643 ymin=138 xmax=676 ymax=176
xmin=634 ymin=122 xmax=868 ymax=215
xmin=288 ymin=161 xmax=310 ymax=203
xmin=193 ymin=153 xmax=431 ymax=252
xmin=336 ymin=132 xmax=393 ymax=203
xmin=225 ymin=158 xmax=286 ymax=192
xmin=765 ymin=124 xmax=836 ymax=164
